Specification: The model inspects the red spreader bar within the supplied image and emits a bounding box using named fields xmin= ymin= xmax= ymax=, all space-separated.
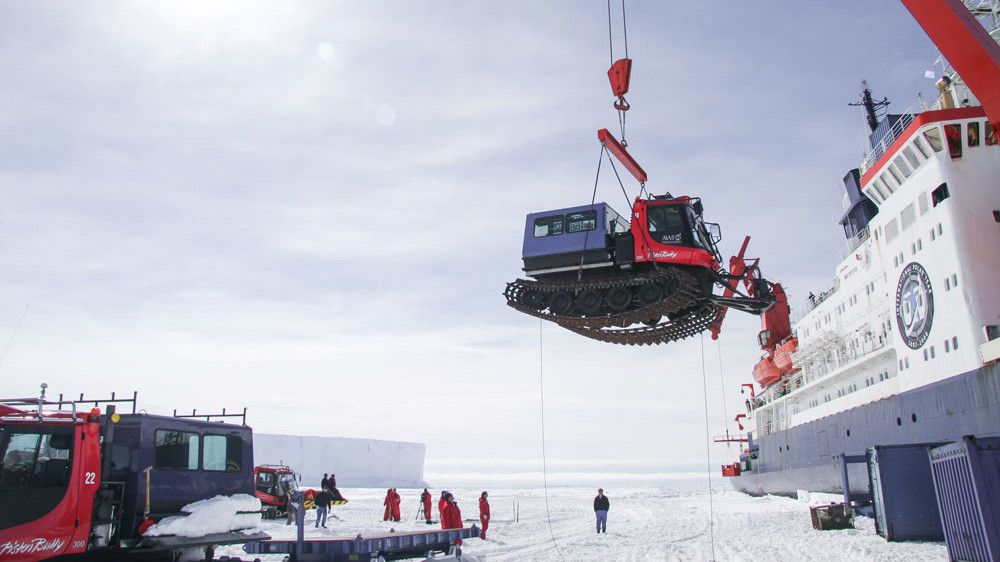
xmin=597 ymin=128 xmax=647 ymax=184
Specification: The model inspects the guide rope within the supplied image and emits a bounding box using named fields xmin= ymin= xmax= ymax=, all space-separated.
xmin=538 ymin=319 xmax=567 ymax=562
xmin=715 ymin=340 xmax=731 ymax=448
xmin=0 ymin=305 xmax=29 ymax=368
xmin=700 ymin=332 xmax=718 ymax=561
xmin=576 ymin=145 xmax=608 ymax=283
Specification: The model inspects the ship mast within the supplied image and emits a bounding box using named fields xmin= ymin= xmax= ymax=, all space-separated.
xmin=849 ymin=80 xmax=890 ymax=133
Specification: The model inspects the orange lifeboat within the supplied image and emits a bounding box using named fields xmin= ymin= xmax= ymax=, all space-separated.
xmin=773 ymin=336 xmax=798 ymax=374
xmin=753 ymin=353 xmax=782 ymax=386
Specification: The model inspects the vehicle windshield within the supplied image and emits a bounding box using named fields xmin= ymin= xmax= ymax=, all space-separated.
xmin=0 ymin=424 xmax=75 ymax=530
xmin=646 ymin=205 xmax=688 ymax=245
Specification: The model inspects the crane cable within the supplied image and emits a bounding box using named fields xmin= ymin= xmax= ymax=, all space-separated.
xmin=607 ymin=0 xmax=631 ymax=145
xmin=700 ymin=332 xmax=718 ymax=561
xmin=537 ymin=319 xmax=567 ymax=562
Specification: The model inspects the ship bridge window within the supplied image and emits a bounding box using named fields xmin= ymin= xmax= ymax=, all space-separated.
xmin=533 ymin=215 xmax=564 ymax=237
xmin=923 ymin=127 xmax=944 ymax=152
xmin=987 ymin=122 xmax=997 ymax=145
xmin=893 ymin=156 xmax=912 ymax=178
xmin=932 ymin=183 xmax=950 ymax=207
xmin=944 ymin=124 xmax=962 ymax=158
xmin=154 ymin=430 xmax=200 ymax=470
xmin=879 ymin=174 xmax=897 ymax=194
xmin=913 ymin=136 xmax=931 ymax=158
xmin=887 ymin=163 xmax=904 ymax=185
xmin=902 ymin=146 xmax=922 ymax=169
xmin=968 ymin=122 xmax=981 ymax=147
xmin=566 ymin=210 xmax=597 ymax=233
xmin=647 ymin=205 xmax=689 ymax=245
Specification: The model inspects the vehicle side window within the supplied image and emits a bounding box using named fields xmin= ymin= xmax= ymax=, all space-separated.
xmin=203 ymin=434 xmax=242 ymax=472
xmin=0 ymin=430 xmax=73 ymax=489
xmin=533 ymin=215 xmax=564 ymax=237
xmin=646 ymin=206 xmax=687 ymax=245
xmin=154 ymin=430 xmax=199 ymax=470
xmin=566 ymin=210 xmax=597 ymax=233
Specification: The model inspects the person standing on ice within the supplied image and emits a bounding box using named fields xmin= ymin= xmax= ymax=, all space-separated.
xmin=442 ymin=493 xmax=464 ymax=546
xmin=383 ymin=488 xmax=394 ymax=521
xmin=314 ymin=488 xmax=332 ymax=528
xmin=438 ymin=491 xmax=449 ymax=528
xmin=321 ymin=473 xmax=330 ymax=492
xmin=420 ymin=488 xmax=433 ymax=523
xmin=593 ymin=489 xmax=609 ymax=533
xmin=478 ymin=491 xmax=490 ymax=539
xmin=390 ymin=488 xmax=402 ymax=522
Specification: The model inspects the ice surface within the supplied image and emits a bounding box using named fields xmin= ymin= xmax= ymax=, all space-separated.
xmin=254 ymin=433 xmax=425 ymax=487
xmin=145 ymin=494 xmax=262 ymax=537
xmin=214 ymin=484 xmax=947 ymax=561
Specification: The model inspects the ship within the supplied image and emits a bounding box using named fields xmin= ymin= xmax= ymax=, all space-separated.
xmin=725 ymin=2 xmax=1000 ymax=497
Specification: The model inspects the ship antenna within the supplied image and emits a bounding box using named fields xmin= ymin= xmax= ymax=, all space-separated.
xmin=848 ymin=80 xmax=890 ymax=133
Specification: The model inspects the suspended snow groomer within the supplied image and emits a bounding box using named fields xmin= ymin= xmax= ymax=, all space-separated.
xmin=504 ymin=21 xmax=786 ymax=346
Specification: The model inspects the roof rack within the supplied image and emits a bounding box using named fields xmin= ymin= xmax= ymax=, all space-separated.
xmin=55 ymin=390 xmax=138 ymax=414
xmin=1 ymin=385 xmax=139 ymax=420
xmin=172 ymin=407 xmax=247 ymax=426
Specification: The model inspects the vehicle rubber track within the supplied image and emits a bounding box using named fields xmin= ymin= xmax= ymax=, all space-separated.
xmin=563 ymin=304 xmax=724 ymax=346
xmin=504 ymin=267 xmax=723 ymax=345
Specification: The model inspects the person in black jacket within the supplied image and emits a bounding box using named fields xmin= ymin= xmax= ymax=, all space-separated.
xmin=314 ymin=489 xmax=333 ymax=528
xmin=593 ymin=488 xmax=609 ymax=533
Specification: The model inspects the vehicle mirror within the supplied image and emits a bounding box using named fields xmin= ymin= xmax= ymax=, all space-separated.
xmin=708 ymin=223 xmax=722 ymax=243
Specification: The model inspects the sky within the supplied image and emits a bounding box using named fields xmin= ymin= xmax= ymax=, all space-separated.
xmin=0 ymin=2 xmax=948 ymax=473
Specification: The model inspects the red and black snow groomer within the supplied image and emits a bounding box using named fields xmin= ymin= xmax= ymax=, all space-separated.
xmin=0 ymin=388 xmax=266 ymax=562
xmin=504 ymin=189 xmax=781 ymax=345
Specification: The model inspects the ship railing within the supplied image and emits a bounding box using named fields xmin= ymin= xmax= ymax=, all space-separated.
xmin=836 ymin=227 xmax=870 ymax=263
xmin=859 ymin=110 xmax=916 ymax=176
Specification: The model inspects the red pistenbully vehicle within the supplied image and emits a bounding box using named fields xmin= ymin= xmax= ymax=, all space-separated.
xmin=0 ymin=388 xmax=266 ymax=562
xmin=253 ymin=464 xmax=303 ymax=518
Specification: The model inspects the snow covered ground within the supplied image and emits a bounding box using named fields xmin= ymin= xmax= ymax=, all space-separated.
xmin=215 ymin=482 xmax=947 ymax=561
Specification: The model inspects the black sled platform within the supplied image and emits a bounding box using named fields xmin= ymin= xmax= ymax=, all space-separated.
xmin=244 ymin=526 xmax=480 ymax=561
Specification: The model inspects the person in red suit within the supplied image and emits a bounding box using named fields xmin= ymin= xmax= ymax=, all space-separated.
xmin=478 ymin=491 xmax=490 ymax=539
xmin=420 ymin=488 xmax=433 ymax=523
xmin=438 ymin=490 xmax=449 ymax=529
xmin=442 ymin=493 xmax=464 ymax=546
xmin=383 ymin=488 xmax=393 ymax=521
xmin=390 ymin=488 xmax=402 ymax=522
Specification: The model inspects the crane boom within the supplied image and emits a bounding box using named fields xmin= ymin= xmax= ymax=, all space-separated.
xmin=901 ymin=0 xmax=1000 ymax=129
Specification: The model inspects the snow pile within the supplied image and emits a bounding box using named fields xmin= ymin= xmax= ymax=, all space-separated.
xmin=254 ymin=433 xmax=425 ymax=487
xmin=145 ymin=494 xmax=262 ymax=537
xmin=796 ymin=489 xmax=846 ymax=506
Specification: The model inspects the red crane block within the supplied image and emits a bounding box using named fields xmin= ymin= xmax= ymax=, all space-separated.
xmin=607 ymin=58 xmax=632 ymax=97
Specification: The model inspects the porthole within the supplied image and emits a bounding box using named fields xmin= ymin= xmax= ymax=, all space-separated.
xmin=846 ymin=429 xmax=851 ymax=437
xmin=911 ymin=413 xmax=917 ymax=423
xmin=896 ymin=417 xmax=902 ymax=426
